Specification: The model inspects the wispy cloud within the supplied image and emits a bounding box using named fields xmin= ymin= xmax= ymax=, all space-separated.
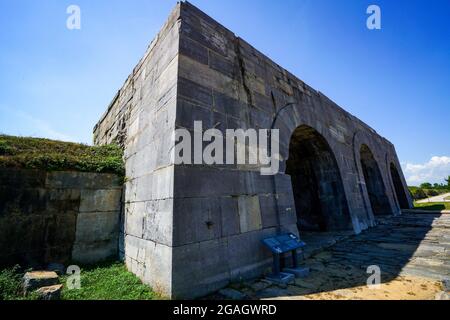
xmin=402 ymin=156 xmax=450 ymax=185
xmin=1 ymin=105 xmax=74 ymax=142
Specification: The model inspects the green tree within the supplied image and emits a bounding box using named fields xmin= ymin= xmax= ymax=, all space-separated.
xmin=420 ymin=182 xmax=432 ymax=189
xmin=446 ymin=176 xmax=450 ymax=188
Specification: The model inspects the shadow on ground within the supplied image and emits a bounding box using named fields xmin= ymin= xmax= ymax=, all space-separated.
xmin=209 ymin=212 xmax=449 ymax=300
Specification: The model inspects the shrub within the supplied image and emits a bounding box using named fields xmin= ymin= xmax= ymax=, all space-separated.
xmin=0 ymin=266 xmax=23 ymax=300
xmin=425 ymin=189 xmax=438 ymax=197
xmin=411 ymin=188 xmax=427 ymax=200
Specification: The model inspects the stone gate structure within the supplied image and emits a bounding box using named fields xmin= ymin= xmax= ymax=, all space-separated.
xmin=93 ymin=2 xmax=412 ymax=298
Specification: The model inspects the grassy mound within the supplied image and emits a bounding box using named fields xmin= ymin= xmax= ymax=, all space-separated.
xmin=0 ymin=135 xmax=124 ymax=176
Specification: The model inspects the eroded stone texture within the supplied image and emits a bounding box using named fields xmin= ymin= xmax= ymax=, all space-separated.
xmin=0 ymin=169 xmax=122 ymax=267
xmin=93 ymin=2 xmax=413 ymax=298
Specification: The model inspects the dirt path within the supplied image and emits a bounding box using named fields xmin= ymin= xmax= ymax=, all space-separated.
xmin=271 ymin=275 xmax=443 ymax=300
xmin=417 ymin=193 xmax=450 ymax=203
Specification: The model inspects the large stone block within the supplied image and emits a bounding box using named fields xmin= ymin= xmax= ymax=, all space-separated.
xmin=125 ymin=166 xmax=174 ymax=202
xmin=124 ymin=235 xmax=172 ymax=297
xmin=238 ymin=195 xmax=262 ymax=233
xmin=0 ymin=168 xmax=46 ymax=188
xmin=72 ymin=238 xmax=118 ymax=264
xmin=172 ymin=238 xmax=230 ymax=299
xmin=79 ymin=189 xmax=121 ymax=213
xmin=173 ymin=197 xmax=222 ymax=246
xmin=174 ymin=166 xmax=241 ymax=198
xmin=226 ymin=228 xmax=275 ymax=279
xmin=45 ymin=172 xmax=121 ymax=190
xmin=74 ymin=211 xmax=119 ymax=243
xmin=179 ymin=36 xmax=208 ymax=66
xmin=178 ymin=76 xmax=213 ymax=107
xmin=125 ymin=199 xmax=173 ymax=246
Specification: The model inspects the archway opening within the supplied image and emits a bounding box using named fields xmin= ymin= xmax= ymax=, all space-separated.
xmin=286 ymin=125 xmax=352 ymax=232
xmin=390 ymin=163 xmax=409 ymax=209
xmin=359 ymin=145 xmax=391 ymax=215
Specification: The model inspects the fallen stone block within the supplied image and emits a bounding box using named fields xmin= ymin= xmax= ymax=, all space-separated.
xmin=36 ymin=284 xmax=63 ymax=300
xmin=23 ymin=271 xmax=59 ymax=294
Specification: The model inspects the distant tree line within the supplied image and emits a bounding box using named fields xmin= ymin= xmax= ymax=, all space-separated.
xmin=408 ymin=176 xmax=450 ymax=200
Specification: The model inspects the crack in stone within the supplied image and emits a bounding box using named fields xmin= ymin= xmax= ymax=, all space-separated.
xmin=234 ymin=37 xmax=253 ymax=107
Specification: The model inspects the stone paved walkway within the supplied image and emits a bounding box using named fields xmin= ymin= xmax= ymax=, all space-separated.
xmin=211 ymin=213 xmax=450 ymax=300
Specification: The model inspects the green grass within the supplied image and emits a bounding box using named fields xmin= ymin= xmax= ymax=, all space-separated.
xmin=60 ymin=261 xmax=159 ymax=300
xmin=414 ymin=202 xmax=450 ymax=211
xmin=0 ymin=266 xmax=24 ymax=300
xmin=445 ymin=196 xmax=450 ymax=201
xmin=0 ymin=135 xmax=124 ymax=176
xmin=0 ymin=261 xmax=160 ymax=300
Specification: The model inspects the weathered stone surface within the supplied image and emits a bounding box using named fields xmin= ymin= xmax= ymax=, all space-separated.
xmin=0 ymin=169 xmax=122 ymax=267
xmin=238 ymin=196 xmax=262 ymax=233
xmin=36 ymin=284 xmax=63 ymax=300
xmin=23 ymin=271 xmax=59 ymax=294
xmin=92 ymin=2 xmax=413 ymax=299
xmin=79 ymin=189 xmax=122 ymax=212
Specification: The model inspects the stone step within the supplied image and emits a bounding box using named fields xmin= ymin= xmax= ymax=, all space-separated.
xmin=22 ymin=271 xmax=59 ymax=294
xmin=36 ymin=284 xmax=63 ymax=300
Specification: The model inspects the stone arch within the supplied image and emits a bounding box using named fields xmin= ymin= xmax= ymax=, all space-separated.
xmin=390 ymin=162 xmax=410 ymax=209
xmin=359 ymin=144 xmax=392 ymax=215
xmin=285 ymin=125 xmax=352 ymax=232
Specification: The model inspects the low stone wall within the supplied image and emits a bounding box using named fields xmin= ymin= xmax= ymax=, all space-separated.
xmin=0 ymin=168 xmax=122 ymax=267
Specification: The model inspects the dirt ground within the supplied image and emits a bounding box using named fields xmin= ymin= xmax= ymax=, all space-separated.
xmin=274 ymin=275 xmax=443 ymax=300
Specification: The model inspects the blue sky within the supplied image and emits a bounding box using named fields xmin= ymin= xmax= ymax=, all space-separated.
xmin=0 ymin=0 xmax=449 ymax=185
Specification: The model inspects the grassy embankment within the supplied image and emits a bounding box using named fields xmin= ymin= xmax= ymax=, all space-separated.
xmin=413 ymin=202 xmax=450 ymax=211
xmin=0 ymin=136 xmax=158 ymax=300
xmin=0 ymin=262 xmax=159 ymax=300
xmin=0 ymin=135 xmax=124 ymax=175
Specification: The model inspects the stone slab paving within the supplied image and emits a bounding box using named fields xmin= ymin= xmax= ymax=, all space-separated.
xmin=209 ymin=213 xmax=449 ymax=300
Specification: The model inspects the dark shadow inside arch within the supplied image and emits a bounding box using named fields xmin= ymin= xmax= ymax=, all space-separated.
xmin=390 ymin=163 xmax=409 ymax=209
xmin=286 ymin=125 xmax=352 ymax=232
xmin=360 ymin=145 xmax=392 ymax=215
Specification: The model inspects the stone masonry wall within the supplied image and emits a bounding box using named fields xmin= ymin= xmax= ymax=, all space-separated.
xmin=0 ymin=168 xmax=122 ymax=267
xmin=93 ymin=2 xmax=413 ymax=298
xmin=93 ymin=4 xmax=181 ymax=297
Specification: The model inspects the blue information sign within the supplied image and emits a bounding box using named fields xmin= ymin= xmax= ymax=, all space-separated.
xmin=262 ymin=233 xmax=306 ymax=254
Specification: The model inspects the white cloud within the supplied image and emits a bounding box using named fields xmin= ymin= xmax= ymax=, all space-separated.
xmin=402 ymin=156 xmax=450 ymax=185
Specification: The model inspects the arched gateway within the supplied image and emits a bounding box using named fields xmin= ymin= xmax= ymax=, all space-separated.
xmin=359 ymin=144 xmax=391 ymax=215
xmin=390 ymin=162 xmax=410 ymax=209
xmin=286 ymin=125 xmax=352 ymax=232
